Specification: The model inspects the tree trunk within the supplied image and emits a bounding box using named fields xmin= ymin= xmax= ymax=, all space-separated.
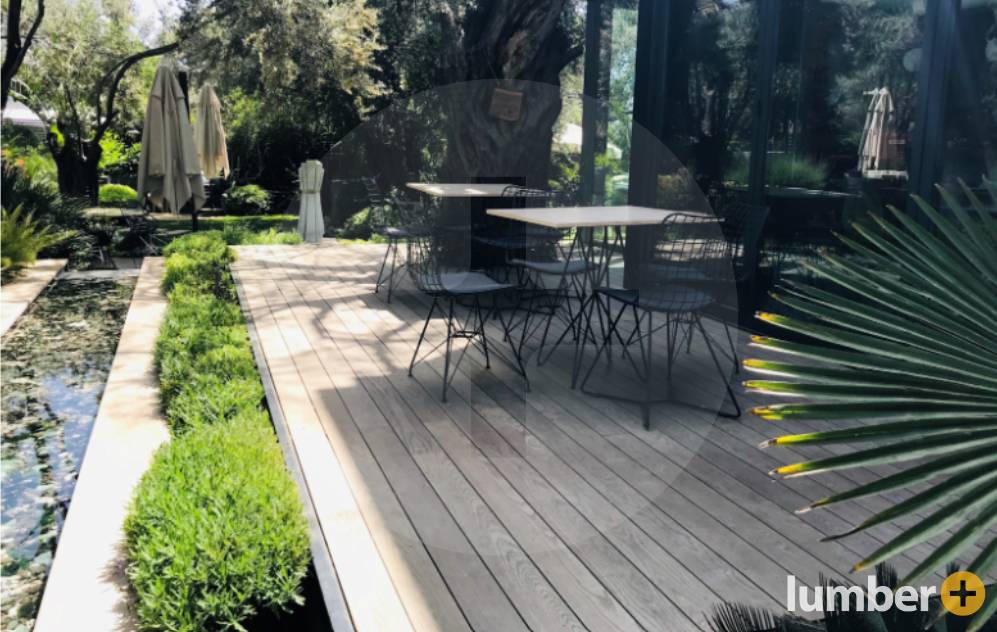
xmin=438 ymin=0 xmax=583 ymax=188
xmin=1 ymin=0 xmax=45 ymax=113
xmin=47 ymin=132 xmax=101 ymax=204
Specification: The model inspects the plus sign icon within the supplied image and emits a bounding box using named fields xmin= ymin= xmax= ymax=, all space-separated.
xmin=941 ymin=571 xmax=986 ymax=617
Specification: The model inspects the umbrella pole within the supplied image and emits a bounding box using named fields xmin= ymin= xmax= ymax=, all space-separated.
xmin=178 ymin=70 xmax=199 ymax=232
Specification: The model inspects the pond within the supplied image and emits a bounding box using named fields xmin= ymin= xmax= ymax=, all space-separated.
xmin=0 ymin=278 xmax=135 ymax=632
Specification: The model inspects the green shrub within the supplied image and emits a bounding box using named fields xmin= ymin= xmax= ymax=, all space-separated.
xmin=162 ymin=253 xmax=236 ymax=301
xmin=131 ymin=229 xmax=310 ymax=630
xmin=98 ymin=183 xmax=139 ymax=208
xmin=167 ymin=374 xmax=265 ymax=433
xmin=224 ymin=185 xmax=271 ymax=215
xmin=219 ymin=223 xmax=304 ymax=245
xmin=726 ymin=154 xmax=830 ymax=190
xmin=339 ymin=207 xmax=373 ymax=240
xmin=99 ymin=133 xmax=141 ymax=177
xmin=1 ymin=206 xmax=70 ymax=279
xmin=125 ymin=412 xmax=309 ymax=631
xmin=1 ymin=158 xmax=93 ymax=265
xmin=156 ymin=328 xmax=251 ymax=406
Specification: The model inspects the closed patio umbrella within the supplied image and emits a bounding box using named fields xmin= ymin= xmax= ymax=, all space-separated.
xmin=194 ymin=83 xmax=229 ymax=179
xmin=137 ymin=64 xmax=205 ymax=214
xmin=858 ymin=87 xmax=895 ymax=174
xmin=297 ymin=160 xmax=324 ymax=243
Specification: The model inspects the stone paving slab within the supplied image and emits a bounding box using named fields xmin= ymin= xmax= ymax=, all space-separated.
xmin=0 ymin=260 xmax=67 ymax=336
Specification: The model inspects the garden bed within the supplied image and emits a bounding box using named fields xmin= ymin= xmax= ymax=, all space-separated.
xmin=121 ymin=230 xmax=332 ymax=631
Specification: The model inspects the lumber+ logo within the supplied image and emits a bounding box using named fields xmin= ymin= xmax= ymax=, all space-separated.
xmin=786 ymin=571 xmax=985 ymax=616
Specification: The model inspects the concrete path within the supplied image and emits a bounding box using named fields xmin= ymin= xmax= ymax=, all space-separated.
xmin=0 ymin=260 xmax=67 ymax=336
xmin=33 ymin=258 xmax=169 ymax=632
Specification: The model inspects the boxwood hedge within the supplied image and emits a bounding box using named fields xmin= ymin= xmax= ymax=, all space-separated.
xmin=126 ymin=231 xmax=310 ymax=631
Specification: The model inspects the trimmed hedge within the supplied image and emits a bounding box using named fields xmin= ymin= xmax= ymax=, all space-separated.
xmin=223 ymin=185 xmax=271 ymax=215
xmin=127 ymin=231 xmax=310 ymax=631
xmin=124 ymin=413 xmax=310 ymax=631
xmin=98 ymin=183 xmax=139 ymax=208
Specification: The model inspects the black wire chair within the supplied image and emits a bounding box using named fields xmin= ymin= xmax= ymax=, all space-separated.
xmin=471 ymin=185 xmax=556 ymax=281
xmin=397 ymin=199 xmax=531 ymax=403
xmin=362 ymin=176 xmax=409 ymax=302
xmin=577 ymin=212 xmax=741 ymax=428
xmin=498 ymin=188 xmax=595 ymax=364
xmin=714 ymin=202 xmax=770 ymax=370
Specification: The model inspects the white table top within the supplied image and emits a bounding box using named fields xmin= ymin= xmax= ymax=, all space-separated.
xmin=486 ymin=205 xmax=679 ymax=228
xmin=407 ymin=182 xmax=517 ymax=197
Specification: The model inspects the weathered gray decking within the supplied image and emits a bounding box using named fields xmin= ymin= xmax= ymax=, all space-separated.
xmin=231 ymin=242 xmax=991 ymax=632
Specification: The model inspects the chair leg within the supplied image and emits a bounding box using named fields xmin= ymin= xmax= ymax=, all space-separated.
xmin=474 ymin=296 xmax=491 ymax=369
xmin=375 ymin=240 xmax=392 ymax=295
xmin=386 ymin=239 xmax=398 ymax=303
xmin=643 ymin=311 xmax=653 ymax=430
xmin=409 ymin=297 xmax=437 ymax=377
xmin=495 ymin=290 xmax=530 ymax=393
xmin=697 ymin=317 xmax=741 ymax=419
xmin=442 ymin=298 xmax=455 ymax=403
xmin=723 ymin=320 xmax=740 ymax=374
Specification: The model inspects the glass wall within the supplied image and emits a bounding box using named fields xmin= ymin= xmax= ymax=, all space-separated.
xmin=627 ymin=0 xmax=995 ymax=321
xmin=940 ymin=1 xmax=997 ymax=193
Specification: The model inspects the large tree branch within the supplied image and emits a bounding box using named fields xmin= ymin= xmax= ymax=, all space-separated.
xmin=94 ymin=41 xmax=180 ymax=139
xmin=1 ymin=0 xmax=45 ymax=112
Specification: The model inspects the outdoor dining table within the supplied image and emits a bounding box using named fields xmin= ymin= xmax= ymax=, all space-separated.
xmin=406 ymin=182 xmax=516 ymax=197
xmin=485 ymin=204 xmax=678 ymax=288
xmin=486 ymin=204 xmax=680 ymax=384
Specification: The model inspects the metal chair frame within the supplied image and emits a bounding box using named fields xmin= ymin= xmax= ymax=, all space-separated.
xmin=362 ymin=176 xmax=408 ymax=302
xmin=495 ymin=187 xmax=596 ymax=365
xmin=576 ymin=212 xmax=742 ymax=428
xmin=397 ymin=200 xmax=531 ymax=403
xmin=711 ymin=202 xmax=770 ymax=371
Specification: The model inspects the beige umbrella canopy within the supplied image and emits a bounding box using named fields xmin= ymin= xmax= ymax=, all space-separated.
xmin=137 ymin=64 xmax=205 ymax=214
xmin=194 ymin=84 xmax=230 ymax=179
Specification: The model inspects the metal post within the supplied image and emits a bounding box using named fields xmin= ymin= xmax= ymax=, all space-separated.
xmin=580 ymin=0 xmax=603 ymax=206
xmin=746 ymin=0 xmax=780 ymax=207
xmin=907 ymin=0 xmax=960 ymax=224
xmin=625 ymin=0 xmax=670 ymax=286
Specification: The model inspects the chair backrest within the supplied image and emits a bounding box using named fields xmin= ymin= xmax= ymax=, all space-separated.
xmin=501 ymin=185 xmax=555 ymax=208
xmin=717 ymin=202 xmax=770 ymax=281
xmin=396 ymin=199 xmax=472 ymax=295
xmin=640 ymin=211 xmax=735 ymax=311
xmin=361 ymin=176 xmax=390 ymax=234
xmin=497 ymin=186 xmax=578 ymax=266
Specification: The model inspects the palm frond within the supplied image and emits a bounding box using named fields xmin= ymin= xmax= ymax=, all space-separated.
xmin=748 ymin=179 xmax=997 ymax=630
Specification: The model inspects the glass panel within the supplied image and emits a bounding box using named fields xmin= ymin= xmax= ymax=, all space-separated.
xmin=939 ymin=2 xmax=997 ymax=200
xmin=753 ymin=0 xmax=924 ymax=315
xmin=661 ymin=0 xmax=759 ymax=211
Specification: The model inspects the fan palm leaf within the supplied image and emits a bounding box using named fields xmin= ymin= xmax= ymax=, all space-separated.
xmin=747 ymin=178 xmax=997 ymax=632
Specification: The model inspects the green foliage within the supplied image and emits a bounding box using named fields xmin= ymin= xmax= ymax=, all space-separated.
xmin=339 ymin=207 xmax=374 ymax=240
xmin=748 ymin=179 xmax=997 ymax=632
xmin=1 ymin=122 xmax=58 ymax=180
xmin=217 ymin=224 xmax=304 ymax=246
xmin=130 ymin=230 xmax=310 ymax=630
xmin=1 ymin=206 xmax=70 ymax=278
xmin=124 ymin=412 xmax=310 ymax=632
xmin=98 ymin=133 xmax=141 ymax=177
xmin=223 ymin=185 xmax=272 ymax=216
xmin=98 ymin=183 xmax=138 ymax=208
xmin=0 ymin=158 xmax=94 ymax=264
xmin=17 ymin=0 xmax=154 ymax=142
xmin=727 ymin=154 xmax=830 ymax=190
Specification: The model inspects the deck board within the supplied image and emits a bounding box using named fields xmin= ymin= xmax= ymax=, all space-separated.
xmin=231 ymin=243 xmax=995 ymax=632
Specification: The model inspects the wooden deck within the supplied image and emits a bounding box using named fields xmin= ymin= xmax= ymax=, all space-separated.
xmin=231 ymin=242 xmax=992 ymax=632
